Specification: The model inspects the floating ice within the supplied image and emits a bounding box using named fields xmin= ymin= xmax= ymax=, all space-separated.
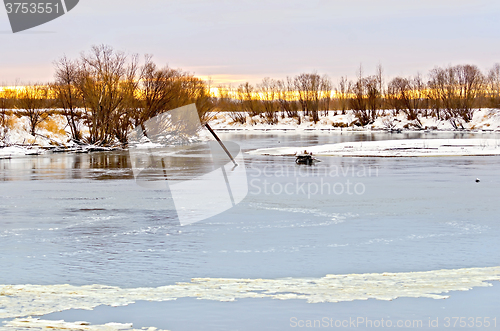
xmin=248 ymin=139 xmax=500 ymax=157
xmin=1 ymin=267 xmax=500 ymax=321
xmin=0 ymin=317 xmax=166 ymax=331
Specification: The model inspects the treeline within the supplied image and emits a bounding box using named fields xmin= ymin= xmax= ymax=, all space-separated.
xmin=0 ymin=45 xmax=215 ymax=146
xmin=217 ymin=64 xmax=500 ymax=129
xmin=2 ymin=44 xmax=500 ymax=147
xmin=217 ymin=74 xmax=332 ymax=125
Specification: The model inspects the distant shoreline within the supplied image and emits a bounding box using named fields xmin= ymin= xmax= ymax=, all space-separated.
xmin=212 ymin=127 xmax=500 ymax=133
xmin=209 ymin=109 xmax=500 ymax=133
xmin=1 ymin=108 xmax=500 ymax=158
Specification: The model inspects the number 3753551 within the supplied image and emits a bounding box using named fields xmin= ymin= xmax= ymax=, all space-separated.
xmin=5 ymin=2 xmax=60 ymax=14
xmin=443 ymin=317 xmax=497 ymax=328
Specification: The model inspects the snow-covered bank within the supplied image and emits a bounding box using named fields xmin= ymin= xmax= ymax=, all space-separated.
xmin=0 ymin=114 xmax=72 ymax=157
xmin=2 ymin=109 xmax=500 ymax=159
xmin=1 ymin=114 xmax=70 ymax=146
xmin=209 ymin=108 xmax=500 ymax=132
xmin=0 ymin=146 xmax=44 ymax=159
xmin=248 ymin=139 xmax=500 ymax=157
xmin=0 ymin=144 xmax=120 ymax=159
xmin=3 ymin=110 xmax=500 ymax=147
xmin=0 ymin=114 xmax=125 ymax=157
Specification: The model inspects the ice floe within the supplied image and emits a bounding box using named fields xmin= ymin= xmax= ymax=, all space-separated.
xmin=248 ymin=139 xmax=500 ymax=157
xmin=0 ymin=317 xmax=165 ymax=331
xmin=1 ymin=267 xmax=499 ymax=321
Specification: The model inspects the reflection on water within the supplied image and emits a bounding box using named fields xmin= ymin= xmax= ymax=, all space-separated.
xmin=0 ymin=131 xmax=498 ymax=182
xmin=0 ymin=148 xmax=218 ymax=182
xmin=0 ymin=152 xmax=134 ymax=181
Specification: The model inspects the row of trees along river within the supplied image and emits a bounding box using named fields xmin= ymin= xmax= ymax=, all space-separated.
xmin=1 ymin=45 xmax=500 ymax=146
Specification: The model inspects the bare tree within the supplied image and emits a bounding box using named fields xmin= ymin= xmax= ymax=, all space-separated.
xmin=136 ymin=57 xmax=184 ymax=128
xmin=349 ymin=67 xmax=371 ymax=126
xmin=428 ymin=66 xmax=454 ymax=120
xmin=335 ymin=76 xmax=349 ymax=115
xmin=428 ymin=65 xmax=483 ymax=124
xmin=69 ymin=48 xmax=216 ymax=145
xmin=75 ymin=45 xmax=138 ymax=145
xmin=319 ymin=75 xmax=332 ymax=117
xmin=426 ymin=69 xmax=445 ymax=120
xmin=179 ymin=75 xmax=216 ymax=124
xmin=365 ymin=75 xmax=381 ymax=121
xmin=16 ymin=84 xmax=50 ymax=137
xmin=237 ymin=82 xmax=260 ymax=117
xmin=276 ymin=77 xmax=299 ymax=120
xmin=386 ymin=77 xmax=404 ymax=116
xmin=258 ymin=77 xmax=278 ymax=124
xmin=376 ymin=64 xmax=385 ymax=112
xmin=487 ymin=63 xmax=500 ymax=108
xmin=52 ymin=56 xmax=82 ymax=141
xmin=218 ymin=85 xmax=244 ymax=124
xmin=112 ymin=54 xmax=141 ymax=145
xmin=294 ymin=73 xmax=320 ymax=123
xmin=387 ymin=75 xmax=424 ymax=125
xmin=0 ymin=87 xmax=15 ymax=142
xmin=454 ymin=64 xmax=483 ymax=122
xmin=350 ymin=65 xmax=384 ymax=122
xmin=412 ymin=74 xmax=428 ymax=117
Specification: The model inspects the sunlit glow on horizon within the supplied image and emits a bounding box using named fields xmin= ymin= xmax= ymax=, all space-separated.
xmin=0 ymin=86 xmax=24 ymax=92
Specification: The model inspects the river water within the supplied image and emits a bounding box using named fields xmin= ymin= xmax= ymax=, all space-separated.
xmin=1 ymin=131 xmax=499 ymax=330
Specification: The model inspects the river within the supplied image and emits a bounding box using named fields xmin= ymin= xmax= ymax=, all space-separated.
xmin=1 ymin=131 xmax=499 ymax=330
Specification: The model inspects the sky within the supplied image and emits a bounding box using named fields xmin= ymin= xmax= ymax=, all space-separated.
xmin=1 ymin=0 xmax=500 ymax=86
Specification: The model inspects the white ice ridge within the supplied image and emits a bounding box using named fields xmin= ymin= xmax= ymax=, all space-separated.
xmin=0 ymin=317 xmax=165 ymax=331
xmin=247 ymin=139 xmax=500 ymax=157
xmin=1 ymin=267 xmax=500 ymax=320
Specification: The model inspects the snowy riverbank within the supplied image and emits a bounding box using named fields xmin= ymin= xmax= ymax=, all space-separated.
xmin=2 ymin=109 xmax=500 ymax=158
xmin=209 ymin=108 xmax=500 ymax=132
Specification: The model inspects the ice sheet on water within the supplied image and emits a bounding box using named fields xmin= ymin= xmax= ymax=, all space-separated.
xmin=248 ymin=139 xmax=500 ymax=157
xmin=0 ymin=317 xmax=166 ymax=331
xmin=1 ymin=267 xmax=500 ymax=320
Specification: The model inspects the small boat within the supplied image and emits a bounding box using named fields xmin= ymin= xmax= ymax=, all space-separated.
xmin=295 ymin=153 xmax=320 ymax=165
